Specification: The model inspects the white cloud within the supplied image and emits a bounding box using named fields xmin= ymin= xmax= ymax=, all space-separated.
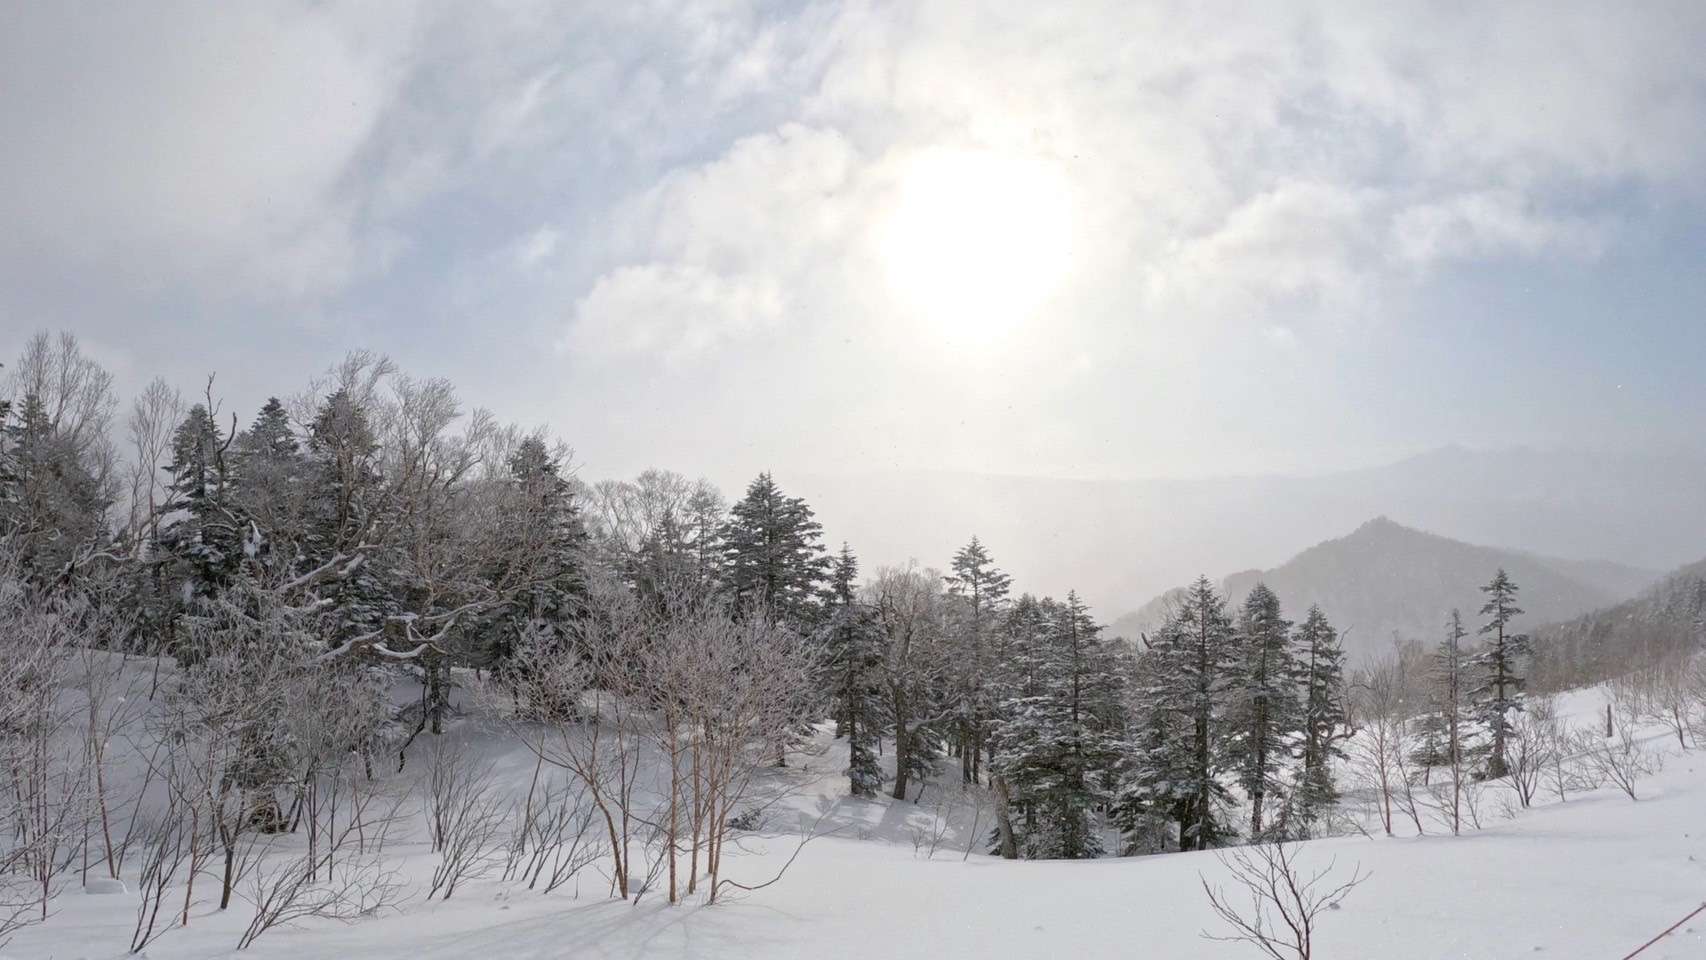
xmin=1391 ymin=191 xmax=1606 ymax=267
xmin=0 ymin=1 xmax=417 ymax=300
xmin=563 ymin=262 xmax=784 ymax=363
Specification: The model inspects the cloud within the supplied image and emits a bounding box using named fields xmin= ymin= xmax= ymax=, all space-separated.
xmin=4 ymin=0 xmax=1705 ymax=486
xmin=563 ymin=263 xmax=784 ymax=363
xmin=555 ymin=1 xmax=1706 ymax=363
xmin=1391 ymin=191 xmax=1607 ymax=267
xmin=561 ymin=123 xmax=865 ymax=359
xmin=0 ymin=1 xmax=417 ymax=300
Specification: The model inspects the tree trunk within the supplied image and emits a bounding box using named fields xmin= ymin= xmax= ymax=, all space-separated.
xmin=993 ymin=776 xmax=1018 ymax=859
xmin=428 ymin=661 xmax=445 ymax=736
xmin=219 ymin=844 xmax=235 ymax=910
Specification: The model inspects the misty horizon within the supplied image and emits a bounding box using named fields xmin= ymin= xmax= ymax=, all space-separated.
xmin=4 ymin=4 xmax=1706 ymax=959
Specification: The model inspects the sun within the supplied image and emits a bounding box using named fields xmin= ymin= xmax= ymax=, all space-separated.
xmin=877 ymin=147 xmax=1074 ymax=340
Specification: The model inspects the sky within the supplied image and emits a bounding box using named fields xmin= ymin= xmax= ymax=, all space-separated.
xmin=3 ymin=1 xmax=1706 ymax=500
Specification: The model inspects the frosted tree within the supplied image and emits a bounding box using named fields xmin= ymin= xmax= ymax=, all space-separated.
xmin=869 ymin=563 xmax=949 ymax=800
xmin=586 ymin=470 xmax=724 ymax=605
xmin=719 ymin=472 xmax=830 ymax=627
xmin=1427 ymin=610 xmax=1472 ymax=833
xmin=474 ymin=434 xmax=589 ymax=674
xmin=1292 ymin=605 xmax=1346 ymax=834
xmin=0 ymin=378 xmax=15 ymax=512
xmin=1 ymin=333 xmax=119 ymax=583
xmin=121 ymin=376 xmax=185 ymax=552
xmin=990 ymin=592 xmax=1124 ymax=858
xmin=1225 ymin=583 xmax=1299 ymax=838
xmin=154 ymin=403 xmax=244 ymax=613
xmin=822 ymin=544 xmax=884 ymax=796
xmin=1 ymin=391 xmax=114 ymax=584
xmin=301 ymin=387 xmax=395 ymax=643
xmin=1126 ymin=577 xmax=1236 ymax=850
xmin=944 ymin=535 xmax=1013 ymax=784
xmin=1471 ymin=569 xmax=1530 ymax=778
xmin=230 ymin=397 xmax=308 ymax=558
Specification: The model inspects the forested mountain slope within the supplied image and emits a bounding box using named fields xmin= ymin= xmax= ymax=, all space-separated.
xmin=1112 ymin=517 xmax=1655 ymax=662
xmin=1534 ymin=556 xmax=1706 ymax=685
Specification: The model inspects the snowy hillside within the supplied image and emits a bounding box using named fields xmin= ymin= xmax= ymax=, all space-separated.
xmin=8 ymin=670 xmax=1705 ymax=960
xmin=1113 ymin=518 xmax=1655 ymax=663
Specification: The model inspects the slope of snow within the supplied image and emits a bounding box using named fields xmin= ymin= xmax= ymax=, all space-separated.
xmin=10 ymin=675 xmax=1704 ymax=960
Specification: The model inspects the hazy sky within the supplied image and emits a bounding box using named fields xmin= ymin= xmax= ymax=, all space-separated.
xmin=4 ymin=1 xmax=1705 ymax=494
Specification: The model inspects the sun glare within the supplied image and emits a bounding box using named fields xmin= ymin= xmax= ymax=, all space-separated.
xmin=877 ymin=148 xmax=1073 ymax=341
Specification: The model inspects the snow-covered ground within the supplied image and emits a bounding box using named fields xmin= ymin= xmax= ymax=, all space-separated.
xmin=9 ymin=677 xmax=1704 ymax=960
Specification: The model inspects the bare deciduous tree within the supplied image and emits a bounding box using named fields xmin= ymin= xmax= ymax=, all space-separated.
xmin=1200 ymin=841 xmax=1367 ymax=960
xmin=129 ymin=809 xmax=191 ymax=954
xmin=422 ymin=740 xmax=507 ymax=900
xmin=0 ymin=580 xmax=92 ymax=930
xmin=1574 ymin=726 xmax=1660 ymax=801
xmin=122 ymin=377 xmax=184 ymax=551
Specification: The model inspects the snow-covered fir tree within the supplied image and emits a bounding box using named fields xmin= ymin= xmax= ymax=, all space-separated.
xmin=1122 ymin=576 xmax=1236 ymax=851
xmin=302 ymin=388 xmax=395 ymax=643
xmin=2 ymin=392 xmax=112 ymax=583
xmin=822 ymin=544 xmax=884 ymax=797
xmin=229 ymin=397 xmax=306 ymax=564
xmin=154 ymin=404 xmax=245 ymax=613
xmin=1224 ymin=583 xmax=1300 ymax=838
xmin=990 ymin=592 xmax=1124 ymax=859
xmin=0 ymin=381 xmax=16 ymax=514
xmin=477 ymin=435 xmax=589 ymax=673
xmin=944 ymin=536 xmax=1013 ymax=784
xmin=719 ymin=472 xmax=830 ymax=627
xmin=1472 ymin=568 xmax=1530 ymax=778
xmin=1291 ymin=604 xmax=1347 ymax=834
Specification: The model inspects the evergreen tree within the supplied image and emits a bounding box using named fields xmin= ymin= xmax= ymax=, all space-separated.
xmin=1472 ymin=569 xmax=1530 ymax=778
xmin=990 ymin=592 xmax=1123 ymax=858
xmin=1292 ymin=605 xmax=1346 ymax=834
xmin=230 ymin=397 xmax=306 ymax=567
xmin=303 ymin=389 xmax=394 ymax=642
xmin=155 ymin=404 xmax=245 ymax=608
xmin=1 ymin=392 xmax=111 ymax=582
xmin=0 ymin=375 xmax=16 ymax=512
xmin=1112 ymin=643 xmax=1185 ymax=854
xmin=944 ymin=536 xmax=1013 ymax=784
xmin=480 ymin=436 xmax=589 ymax=673
xmin=1125 ymin=576 xmax=1236 ymax=851
xmin=719 ymin=472 xmax=830 ymax=626
xmin=822 ymin=544 xmax=883 ymax=796
xmin=1225 ymin=583 xmax=1300 ymax=838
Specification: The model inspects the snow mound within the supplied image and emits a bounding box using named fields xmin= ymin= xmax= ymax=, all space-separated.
xmin=82 ymin=877 xmax=127 ymax=895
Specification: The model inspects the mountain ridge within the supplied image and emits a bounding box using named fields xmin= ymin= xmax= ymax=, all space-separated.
xmin=1108 ymin=516 xmax=1657 ymax=663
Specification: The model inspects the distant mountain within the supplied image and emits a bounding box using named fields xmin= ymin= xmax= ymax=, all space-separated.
xmin=1534 ymin=556 xmax=1706 ymax=683
xmin=1110 ymin=517 xmax=1657 ymax=664
xmin=790 ymin=446 xmax=1706 ymax=630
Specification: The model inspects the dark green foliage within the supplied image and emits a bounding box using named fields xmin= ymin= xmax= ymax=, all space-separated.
xmin=945 ymin=536 xmax=1012 ymax=784
xmin=991 ymin=592 xmax=1125 ymax=859
xmin=1225 ymin=583 xmax=1300 ymax=838
xmin=155 ymin=404 xmax=245 ymax=606
xmin=1472 ymin=568 xmax=1531 ymax=778
xmin=1119 ymin=576 xmax=1236 ymax=852
xmin=822 ymin=544 xmax=884 ymax=796
xmin=719 ymin=472 xmax=829 ymax=626
xmin=303 ymin=389 xmax=395 ymax=642
xmin=478 ymin=436 xmax=590 ymax=672
xmin=1 ymin=393 xmax=112 ymax=583
xmin=1292 ymin=605 xmax=1347 ymax=835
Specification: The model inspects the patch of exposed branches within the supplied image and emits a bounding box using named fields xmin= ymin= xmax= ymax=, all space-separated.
xmin=1200 ymin=841 xmax=1368 ymax=960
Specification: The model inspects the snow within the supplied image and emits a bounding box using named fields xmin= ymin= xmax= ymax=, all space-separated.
xmin=9 ymin=666 xmax=1704 ymax=960
xmin=81 ymin=879 xmax=127 ymax=896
